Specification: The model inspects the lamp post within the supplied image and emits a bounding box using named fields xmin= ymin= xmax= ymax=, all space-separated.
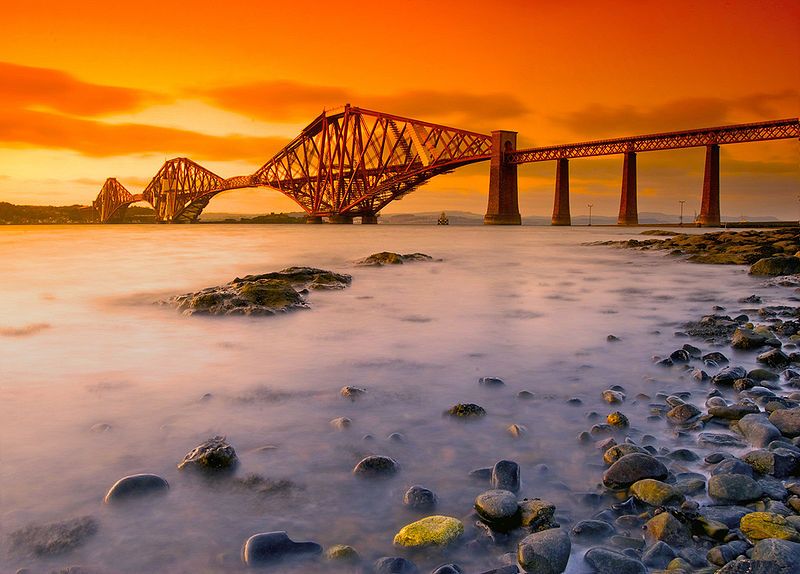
xmin=587 ymin=204 xmax=594 ymax=226
xmin=679 ymin=200 xmax=685 ymax=226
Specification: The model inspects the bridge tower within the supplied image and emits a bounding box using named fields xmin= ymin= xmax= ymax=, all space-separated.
xmin=698 ymin=144 xmax=721 ymax=226
xmin=484 ymin=131 xmax=521 ymax=225
xmin=617 ymin=151 xmax=638 ymax=225
xmin=551 ymin=158 xmax=571 ymax=225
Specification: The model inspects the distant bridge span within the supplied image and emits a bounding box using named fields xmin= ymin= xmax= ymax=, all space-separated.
xmin=92 ymin=107 xmax=799 ymax=225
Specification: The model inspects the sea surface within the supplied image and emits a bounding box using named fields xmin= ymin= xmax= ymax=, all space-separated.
xmin=0 ymin=224 xmax=790 ymax=573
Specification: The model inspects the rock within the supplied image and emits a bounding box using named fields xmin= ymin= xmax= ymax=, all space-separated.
xmin=603 ymin=444 xmax=647 ymax=465
xmin=691 ymin=515 xmax=729 ymax=541
xmin=740 ymin=512 xmax=799 ymax=541
xmin=492 ymin=460 xmax=521 ymax=492
xmin=517 ymin=528 xmax=570 ymax=574
xmin=602 ymin=453 xmax=668 ymax=490
xmin=666 ymin=403 xmax=701 ymax=424
xmin=340 ymin=386 xmax=366 ymax=399
xmin=241 ymin=531 xmax=321 ymax=566
xmin=751 ymin=538 xmax=800 ymax=569
xmin=670 ymin=349 xmax=691 ymax=363
xmin=356 ymin=252 xmax=433 ymax=266
xmin=704 ymin=351 xmax=730 ymax=364
xmin=750 ymin=256 xmax=800 ymax=276
xmin=178 ymin=436 xmax=238 ymax=471
xmin=770 ymin=407 xmax=800 ymax=437
xmin=699 ymin=505 xmax=751 ymax=528
xmin=583 ymin=547 xmax=646 ymax=574
xmin=743 ymin=449 xmax=799 ymax=478
xmin=709 ymin=403 xmax=761 ymax=420
xmin=602 ymin=390 xmax=626 ymax=404
xmin=393 ymin=516 xmax=463 ymax=547
xmin=731 ymin=328 xmax=767 ymax=350
xmin=712 ymin=458 xmax=754 ymax=477
xmin=403 ymin=485 xmax=437 ymax=510
xmin=644 ymin=512 xmax=691 ymax=547
xmin=736 ymin=413 xmax=782 ymax=447
xmin=8 ymin=516 xmax=98 ymax=556
xmin=103 ymin=473 xmax=169 ymax=503
xmin=330 ymin=416 xmax=352 ymax=430
xmin=387 ymin=432 xmax=405 ymax=442
xmin=517 ymin=390 xmax=535 ymax=400
xmin=606 ymin=412 xmax=629 ymax=428
xmin=475 ymin=490 xmax=520 ymax=529
xmin=469 ymin=467 xmax=493 ymax=480
xmin=519 ymin=499 xmax=557 ymax=531
xmin=431 ymin=565 xmax=464 ymax=574
xmin=477 ymin=567 xmax=518 ymax=574
xmin=507 ymin=424 xmax=528 ymax=438
xmin=479 ymin=376 xmax=505 ymax=387
xmin=90 ymin=422 xmax=112 ymax=432
xmin=630 ymin=479 xmax=684 ymax=506
xmin=571 ymin=520 xmax=615 ymax=540
xmin=325 ymin=544 xmax=360 ymax=562
xmin=374 ymin=556 xmax=419 ymax=573
xmin=445 ymin=403 xmax=486 ymax=417
xmin=642 ymin=541 xmax=676 ymax=569
xmin=706 ymin=540 xmax=749 ymax=566
xmin=708 ymin=473 xmax=763 ymax=503
xmin=758 ymin=348 xmax=791 ymax=369
xmin=353 ymin=455 xmax=398 ymax=477
xmin=712 ymin=366 xmax=748 ymax=385
xmin=698 ymin=432 xmax=747 ymax=448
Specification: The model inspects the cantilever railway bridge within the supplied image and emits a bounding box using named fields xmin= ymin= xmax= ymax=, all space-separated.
xmin=92 ymin=105 xmax=799 ymax=226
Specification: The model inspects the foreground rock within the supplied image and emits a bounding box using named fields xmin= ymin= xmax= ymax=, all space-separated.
xmin=164 ymin=267 xmax=351 ymax=315
xmin=352 ymin=455 xmax=399 ymax=477
xmin=517 ymin=528 xmax=571 ymax=574
xmin=602 ymin=453 xmax=668 ymax=489
xmin=241 ymin=531 xmax=321 ymax=566
xmin=374 ymin=556 xmax=419 ymax=573
xmin=393 ymin=516 xmax=464 ymax=547
xmin=750 ymin=255 xmax=800 ymax=276
xmin=356 ymin=252 xmax=433 ymax=266
xmin=475 ymin=490 xmax=520 ymax=529
xmin=9 ymin=516 xmax=98 ymax=556
xmin=104 ymin=473 xmax=169 ymax=502
xmin=178 ymin=436 xmax=238 ymax=471
xmin=583 ymin=547 xmax=646 ymax=574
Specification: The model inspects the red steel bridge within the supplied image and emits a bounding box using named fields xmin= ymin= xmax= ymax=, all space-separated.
xmin=92 ymin=106 xmax=799 ymax=226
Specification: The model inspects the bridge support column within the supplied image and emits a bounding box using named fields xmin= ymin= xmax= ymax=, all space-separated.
xmin=484 ymin=130 xmax=521 ymax=225
xmin=305 ymin=216 xmax=323 ymax=224
xmin=551 ymin=158 xmax=571 ymax=225
xmin=360 ymin=213 xmax=378 ymax=224
xmin=328 ymin=215 xmax=354 ymax=224
xmin=617 ymin=151 xmax=638 ymax=225
xmin=699 ymin=144 xmax=721 ymax=226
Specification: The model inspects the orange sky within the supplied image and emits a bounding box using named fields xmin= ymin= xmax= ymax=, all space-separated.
xmin=0 ymin=0 xmax=797 ymax=218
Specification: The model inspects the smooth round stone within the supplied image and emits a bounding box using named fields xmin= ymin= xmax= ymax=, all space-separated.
xmin=392 ymin=515 xmax=464 ymax=547
xmin=491 ymin=459 xmax=520 ymax=492
xmin=479 ymin=376 xmax=505 ymax=387
xmin=603 ymin=444 xmax=647 ymax=465
xmin=630 ymin=479 xmax=684 ymax=506
xmin=712 ymin=458 xmax=754 ymax=477
xmin=104 ymin=473 xmax=169 ymax=503
xmin=325 ymin=544 xmax=359 ymax=562
xmin=353 ymin=455 xmax=398 ymax=477
xmin=571 ymin=520 xmax=615 ymax=540
xmin=431 ymin=564 xmax=463 ymax=574
xmin=602 ymin=453 xmax=668 ymax=490
xmin=403 ymin=485 xmax=437 ymax=510
xmin=340 ymin=385 xmax=366 ymax=399
xmin=373 ymin=556 xmax=418 ymax=573
xmin=517 ymin=527 xmax=571 ymax=574
xmin=330 ymin=416 xmax=351 ymax=430
xmin=474 ymin=490 xmax=519 ymax=526
xmin=583 ymin=546 xmax=646 ymax=574
xmin=241 ymin=531 xmax=322 ymax=566
xmin=707 ymin=473 xmax=763 ymax=503
xmin=740 ymin=512 xmax=799 ymax=541
xmin=751 ymin=538 xmax=800 ymax=568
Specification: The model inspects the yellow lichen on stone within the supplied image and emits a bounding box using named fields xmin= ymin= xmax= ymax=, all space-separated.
xmin=740 ymin=512 xmax=800 ymax=541
xmin=393 ymin=515 xmax=464 ymax=547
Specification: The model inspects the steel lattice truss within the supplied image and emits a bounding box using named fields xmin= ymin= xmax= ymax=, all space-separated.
xmin=508 ymin=118 xmax=800 ymax=164
xmin=93 ymin=178 xmax=138 ymax=223
xmin=253 ymin=106 xmax=493 ymax=216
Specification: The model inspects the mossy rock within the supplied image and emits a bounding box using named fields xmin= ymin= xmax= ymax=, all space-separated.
xmin=238 ymin=281 xmax=304 ymax=308
xmin=630 ymin=479 xmax=684 ymax=506
xmin=445 ymin=403 xmax=486 ymax=417
xmin=325 ymin=544 xmax=360 ymax=562
xmin=393 ymin=515 xmax=464 ymax=547
xmin=740 ymin=512 xmax=800 ymax=541
xmin=750 ymin=256 xmax=800 ymax=276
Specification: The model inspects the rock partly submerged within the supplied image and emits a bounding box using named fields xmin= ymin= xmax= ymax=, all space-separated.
xmin=164 ymin=267 xmax=351 ymax=316
xmin=9 ymin=516 xmax=99 ymax=556
xmin=356 ymin=252 xmax=434 ymax=266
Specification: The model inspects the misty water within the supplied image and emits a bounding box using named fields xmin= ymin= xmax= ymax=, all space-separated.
xmin=0 ymin=224 xmax=792 ymax=573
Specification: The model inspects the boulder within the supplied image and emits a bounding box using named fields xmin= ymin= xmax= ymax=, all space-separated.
xmin=517 ymin=528 xmax=570 ymax=574
xmin=740 ymin=512 xmax=800 ymax=541
xmin=353 ymin=455 xmax=398 ymax=477
xmin=393 ymin=516 xmax=464 ymax=547
xmin=403 ymin=485 xmax=437 ymax=510
xmin=707 ymin=473 xmax=763 ymax=503
xmin=445 ymin=403 xmax=486 ymax=417
xmin=731 ymin=328 xmax=767 ymax=350
xmin=104 ymin=473 xmax=169 ymax=503
xmin=602 ymin=453 xmax=668 ymax=489
xmin=178 ymin=436 xmax=238 ymax=471
xmin=475 ymin=490 xmax=520 ymax=529
xmin=750 ymin=256 xmax=800 ymax=276
xmin=736 ymin=413 xmax=782 ymax=447
xmin=374 ymin=556 xmax=419 ymax=573
xmin=770 ymin=407 xmax=800 ymax=437
xmin=583 ymin=547 xmax=646 ymax=574
xmin=519 ymin=498 xmax=557 ymax=531
xmin=491 ymin=460 xmax=520 ymax=492
xmin=629 ymin=479 xmax=684 ymax=506
xmin=644 ymin=512 xmax=691 ymax=547
xmin=241 ymin=531 xmax=322 ymax=566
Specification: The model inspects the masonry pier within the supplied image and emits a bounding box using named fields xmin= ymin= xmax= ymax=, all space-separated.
xmin=551 ymin=158 xmax=571 ymax=225
xmin=617 ymin=151 xmax=638 ymax=225
xmin=699 ymin=144 xmax=721 ymax=226
xmin=484 ymin=130 xmax=522 ymax=225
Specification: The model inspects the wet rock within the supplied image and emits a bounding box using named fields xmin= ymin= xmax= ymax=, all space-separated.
xmin=507 ymin=424 xmax=528 ymax=438
xmin=603 ymin=444 xmax=647 ymax=465
xmin=241 ymin=531 xmax=321 ymax=566
xmin=750 ymin=256 xmax=800 ymax=276
xmin=519 ymin=498 xmax=557 ymax=531
xmin=374 ymin=556 xmax=419 ymax=573
xmin=517 ymin=528 xmax=570 ymax=574
xmin=758 ymin=349 xmax=791 ymax=369
xmin=475 ymin=490 xmax=520 ymax=529
xmin=403 ymin=485 xmax=437 ymax=510
xmin=325 ymin=544 xmax=360 ymax=562
xmin=517 ymin=390 xmax=535 ymax=400
xmin=732 ymin=328 xmax=767 ymax=350
xmin=445 ymin=403 xmax=486 ymax=418
xmin=712 ymin=458 xmax=754 ymax=477
xmin=748 ymin=368 xmax=780 ymax=382
xmin=707 ymin=540 xmax=749 ymax=566
xmin=103 ymin=473 xmax=169 ymax=503
xmin=736 ymin=413 xmax=782 ymax=447
xmin=644 ymin=512 xmax=691 ymax=547
xmin=431 ymin=565 xmax=464 ymax=574
xmin=750 ymin=538 xmax=800 ymax=569
xmin=330 ymin=416 xmax=352 ymax=430
xmin=479 ymin=376 xmax=505 ymax=387
xmin=583 ymin=547 xmax=646 ymax=574
xmin=90 ymin=423 xmax=112 ymax=433
xmin=340 ymin=386 xmax=366 ymax=399
xmin=387 ymin=432 xmax=405 ymax=442
xmin=743 ymin=449 xmax=799 ymax=478
xmin=393 ymin=515 xmax=464 ymax=547
xmin=707 ymin=473 xmax=763 ymax=503
xmin=607 ymin=334 xmax=621 ymax=342
xmin=606 ymin=412 xmax=629 ymax=428
xmin=353 ymin=455 xmax=398 ymax=477
xmin=699 ymin=505 xmax=751 ymax=528
xmin=571 ymin=520 xmax=615 ymax=540
xmin=602 ymin=453 xmax=668 ymax=489
xmin=232 ymin=474 xmax=298 ymax=496
xmin=667 ymin=403 xmax=701 ymax=424
xmin=709 ymin=403 xmax=761 ymax=420
xmin=703 ymin=351 xmax=730 ymax=364
xmin=642 ymin=540 xmax=676 ymax=569
xmin=469 ymin=467 xmax=493 ymax=480
xmin=356 ymin=252 xmax=433 ymax=266
xmin=670 ymin=349 xmax=691 ymax=363
xmin=740 ymin=511 xmax=800 ymax=541
xmin=178 ymin=436 xmax=238 ymax=471
xmin=629 ymin=479 xmax=684 ymax=506
xmin=770 ymin=407 xmax=800 ymax=437
xmin=8 ymin=516 xmax=98 ymax=556
xmin=602 ymin=390 xmax=625 ymax=404
xmin=491 ymin=460 xmax=521 ymax=493
xmin=713 ymin=366 xmax=748 ymax=385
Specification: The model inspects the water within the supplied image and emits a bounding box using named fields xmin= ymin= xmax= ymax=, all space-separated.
xmin=0 ymin=224 xmax=789 ymax=572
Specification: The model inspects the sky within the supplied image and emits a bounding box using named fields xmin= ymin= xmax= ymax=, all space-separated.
xmin=0 ymin=0 xmax=797 ymax=218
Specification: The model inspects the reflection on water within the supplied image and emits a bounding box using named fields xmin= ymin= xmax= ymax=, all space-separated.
xmin=0 ymin=224 xmax=784 ymax=572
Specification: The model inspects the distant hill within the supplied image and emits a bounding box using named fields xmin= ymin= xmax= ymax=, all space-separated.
xmin=0 ymin=202 xmax=155 ymax=224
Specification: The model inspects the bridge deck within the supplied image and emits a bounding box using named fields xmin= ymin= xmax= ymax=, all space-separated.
xmin=508 ymin=118 xmax=800 ymax=164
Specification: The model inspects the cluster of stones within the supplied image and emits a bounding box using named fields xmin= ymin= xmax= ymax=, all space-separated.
xmin=591 ymin=228 xmax=800 ymax=272
xmin=355 ymin=251 xmax=435 ymax=266
xmin=163 ymin=266 xmax=352 ymax=315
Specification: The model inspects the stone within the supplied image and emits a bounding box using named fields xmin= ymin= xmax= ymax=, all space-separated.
xmin=517 ymin=528 xmax=570 ymax=574
xmin=8 ymin=516 xmax=98 ymax=556
xmin=666 ymin=403 xmax=701 ymax=424
xmin=743 ymin=449 xmax=799 ymax=478
xmin=240 ymin=531 xmax=322 ymax=566
xmin=712 ymin=366 xmax=748 ymax=385
xmin=758 ymin=349 xmax=791 ymax=369
xmin=703 ymin=351 xmax=730 ymax=364
xmin=698 ymin=505 xmax=751 ymax=528
xmin=103 ymin=473 xmax=169 ymax=503
xmin=740 ymin=512 xmax=799 ymax=541
xmin=393 ymin=516 xmax=464 ymax=547
xmin=602 ymin=453 xmax=668 ymax=490
xmin=357 ymin=252 xmax=433 ymax=266
xmin=571 ymin=520 xmax=615 ymax=540
xmin=403 ymin=485 xmax=437 ymax=510
xmin=712 ymin=458 xmax=754 ymax=477
xmin=691 ymin=515 xmax=729 ymax=541
xmin=603 ymin=444 xmax=647 ymax=465
xmin=736 ymin=413 xmax=782 ymax=447
xmin=507 ymin=424 xmax=528 ymax=438
xmin=445 ymin=403 xmax=486 ymax=417
xmin=373 ymin=556 xmax=419 ymax=573
xmin=770 ymin=407 xmax=800 ymax=437
xmin=709 ymin=403 xmax=761 ymax=420
xmin=642 ymin=541 xmax=676 ymax=569
xmin=479 ymin=376 xmax=505 ymax=386
xmin=492 ymin=460 xmax=521 ymax=493
xmin=644 ymin=512 xmax=691 ymax=547
xmin=519 ymin=499 xmax=557 ymax=531
xmin=431 ymin=565 xmax=464 ymax=574
xmin=606 ymin=411 xmax=629 ymax=428
xmin=706 ymin=540 xmax=749 ymax=566
xmin=475 ymin=490 xmax=520 ymax=529
xmin=630 ymin=479 xmax=684 ymax=506
xmin=325 ymin=544 xmax=359 ymax=562
xmin=330 ymin=416 xmax=351 ymax=430
xmin=340 ymin=386 xmax=366 ymax=399
xmin=732 ymin=328 xmax=767 ymax=350
xmin=698 ymin=432 xmax=747 ymax=448
xmin=178 ymin=436 xmax=238 ymax=471
xmin=750 ymin=256 xmax=800 ymax=276
xmin=583 ymin=547 xmax=646 ymax=574
xmin=707 ymin=473 xmax=763 ymax=503
xmin=353 ymin=455 xmax=398 ymax=477
xmin=751 ymin=538 xmax=800 ymax=569
xmin=602 ymin=390 xmax=626 ymax=404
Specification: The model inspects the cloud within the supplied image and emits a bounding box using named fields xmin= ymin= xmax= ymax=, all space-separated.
xmin=0 ymin=61 xmax=165 ymax=116
xmin=198 ymin=81 xmax=529 ymax=130
xmin=0 ymin=108 xmax=286 ymax=162
xmin=555 ymin=91 xmax=799 ymax=138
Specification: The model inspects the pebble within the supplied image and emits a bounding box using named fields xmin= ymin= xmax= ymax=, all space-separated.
xmin=516 ymin=528 xmax=571 ymax=574
xmin=104 ymin=473 xmax=169 ymax=503
xmin=707 ymin=473 xmax=763 ymax=503
xmin=330 ymin=416 xmax=351 ymax=430
xmin=340 ymin=385 xmax=366 ymax=399
xmin=241 ymin=531 xmax=321 ymax=566
xmin=474 ymin=490 xmax=519 ymax=529
xmin=479 ymin=376 xmax=505 ymax=387
xmin=403 ymin=485 xmax=437 ymax=510
xmin=374 ymin=556 xmax=419 ymax=573
xmin=491 ymin=460 xmax=520 ymax=493
xmin=352 ymin=455 xmax=399 ymax=477
xmin=602 ymin=453 xmax=668 ymax=489
xmin=583 ymin=546 xmax=646 ymax=574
